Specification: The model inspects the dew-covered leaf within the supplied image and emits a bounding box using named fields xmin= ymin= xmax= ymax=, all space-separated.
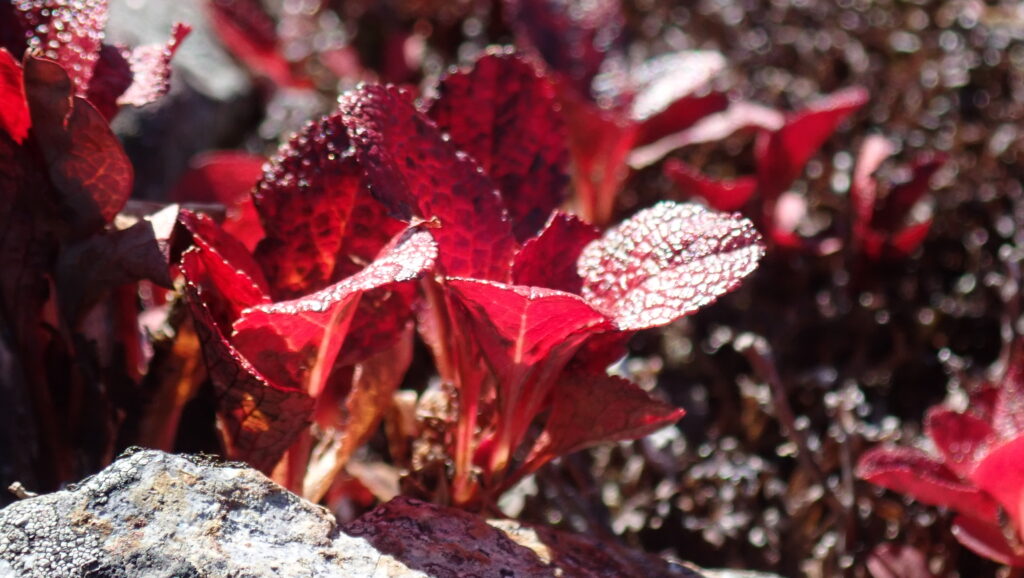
xmin=512 ymin=211 xmax=599 ymax=294
xmin=755 ymin=86 xmax=868 ymax=199
xmin=338 ymin=84 xmax=517 ymax=281
xmin=578 ymin=201 xmax=764 ymax=330
xmin=232 ymin=228 xmax=436 ymax=397
xmin=12 ymin=0 xmax=107 ymax=95
xmin=856 ymin=446 xmax=999 ymax=521
xmin=116 ymin=22 xmax=190 ymax=107
xmin=24 ymin=55 xmax=132 ymax=235
xmin=428 ymin=50 xmax=568 ymax=241
xmin=0 ymin=49 xmax=29 ymax=143
xmin=182 ymin=248 xmax=314 ymax=473
xmin=254 ymin=112 xmax=403 ymax=298
xmin=524 ymin=372 xmax=684 ymax=475
xmin=665 ymin=159 xmax=757 ymax=212
xmin=171 ymin=151 xmax=266 ymax=252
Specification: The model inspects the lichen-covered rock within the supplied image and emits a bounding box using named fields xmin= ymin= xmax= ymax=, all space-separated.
xmin=0 ymin=449 xmax=711 ymax=577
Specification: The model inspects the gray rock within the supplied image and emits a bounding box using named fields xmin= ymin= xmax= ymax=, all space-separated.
xmin=0 ymin=449 xmax=716 ymax=577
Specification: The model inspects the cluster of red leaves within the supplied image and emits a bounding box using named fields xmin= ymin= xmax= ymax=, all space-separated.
xmin=0 ymin=0 xmax=187 ymax=486
xmin=858 ymin=348 xmax=1024 ymax=567
xmin=176 ymin=48 xmax=764 ymax=507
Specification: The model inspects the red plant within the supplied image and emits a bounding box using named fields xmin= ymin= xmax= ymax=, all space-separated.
xmin=858 ymin=350 xmax=1024 ymax=566
xmin=177 ymin=49 xmax=765 ymax=508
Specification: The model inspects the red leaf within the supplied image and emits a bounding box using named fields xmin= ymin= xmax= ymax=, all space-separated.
xmin=116 ymin=22 xmax=191 ymax=107
xmin=628 ymin=51 xmax=729 ymax=146
xmin=24 ymin=55 xmax=132 ymax=234
xmin=579 ymin=201 xmax=764 ymax=330
xmin=177 ymin=210 xmax=270 ymax=330
xmin=856 ymin=446 xmax=999 ymax=521
xmin=338 ymin=84 xmax=518 ymax=281
xmin=504 ymin=0 xmax=624 ymax=99
xmin=85 ymin=44 xmax=133 ymax=120
xmin=428 ymin=49 xmax=569 ymax=241
xmin=970 ymin=436 xmax=1024 ymax=532
xmin=12 ymin=0 xmax=107 ymax=95
xmin=253 ymin=111 xmax=404 ymax=298
xmin=665 ymin=159 xmax=757 ymax=212
xmin=208 ymin=0 xmax=305 ymax=88
xmin=171 ymin=151 xmax=266 ymax=252
xmin=0 ymin=49 xmax=29 ymax=143
xmin=182 ymin=248 xmax=314 ymax=472
xmin=952 ymin=514 xmax=1024 ymax=568
xmin=232 ymin=228 xmax=436 ymax=397
xmin=850 ymin=134 xmax=895 ymax=243
xmin=755 ymin=86 xmax=868 ymax=200
xmin=511 ymin=211 xmax=599 ymax=294
xmin=562 ymin=90 xmax=637 ymax=226
xmin=524 ymin=373 xmax=684 ymax=474
xmin=925 ymin=407 xmax=994 ymax=479
xmin=875 ymin=152 xmax=947 ymax=231
xmin=866 ymin=544 xmax=936 ymax=578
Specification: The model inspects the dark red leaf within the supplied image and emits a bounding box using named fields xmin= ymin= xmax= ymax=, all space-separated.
xmin=171 ymin=151 xmax=266 ymax=252
xmin=428 ymin=49 xmax=569 ymax=241
xmin=232 ymin=228 xmax=436 ymax=397
xmin=182 ymin=248 xmax=314 ymax=472
xmin=952 ymin=515 xmax=1024 ymax=568
xmin=24 ymin=55 xmax=132 ymax=235
xmin=524 ymin=372 xmax=684 ymax=474
xmin=253 ymin=111 xmax=403 ymax=298
xmin=755 ymin=86 xmax=868 ymax=200
xmin=665 ymin=159 xmax=757 ymax=212
xmin=13 ymin=0 xmax=107 ymax=95
xmin=85 ymin=44 xmax=133 ymax=120
xmin=925 ymin=407 xmax=994 ymax=479
xmin=875 ymin=152 xmax=947 ymax=231
xmin=0 ymin=49 xmax=30 ymax=143
xmin=578 ymin=201 xmax=764 ymax=330
xmin=117 ymin=22 xmax=191 ymax=107
xmin=856 ymin=446 xmax=999 ymax=521
xmin=511 ymin=211 xmax=600 ymax=294
xmin=338 ymin=84 xmax=518 ymax=281
xmin=56 ymin=204 xmax=179 ymax=322
xmin=504 ymin=0 xmax=624 ymax=99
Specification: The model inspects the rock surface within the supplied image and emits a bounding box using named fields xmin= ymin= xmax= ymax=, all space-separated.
xmin=0 ymin=449 xmax=725 ymax=577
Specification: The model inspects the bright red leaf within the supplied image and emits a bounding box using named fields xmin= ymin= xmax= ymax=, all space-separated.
xmin=665 ymin=158 xmax=757 ymax=212
xmin=512 ymin=211 xmax=600 ymax=294
xmin=578 ymin=201 xmax=765 ymax=330
xmin=171 ymin=151 xmax=266 ymax=252
xmin=0 ymin=49 xmax=29 ymax=144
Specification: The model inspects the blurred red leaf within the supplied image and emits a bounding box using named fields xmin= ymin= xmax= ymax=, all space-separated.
xmin=925 ymin=407 xmax=994 ymax=479
xmin=171 ymin=151 xmax=266 ymax=252
xmin=755 ymin=86 xmax=868 ymax=201
xmin=208 ymin=0 xmax=305 ymax=88
xmin=856 ymin=446 xmax=999 ymax=522
xmin=952 ymin=514 xmax=1024 ymax=568
xmin=578 ymin=201 xmax=764 ymax=330
xmin=512 ymin=211 xmax=600 ymax=294
xmin=0 ymin=49 xmax=29 ymax=143
xmin=338 ymin=84 xmax=518 ymax=281
xmin=866 ymin=544 xmax=935 ymax=578
xmin=428 ymin=49 xmax=569 ymax=241
xmin=665 ymin=158 xmax=757 ymax=212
